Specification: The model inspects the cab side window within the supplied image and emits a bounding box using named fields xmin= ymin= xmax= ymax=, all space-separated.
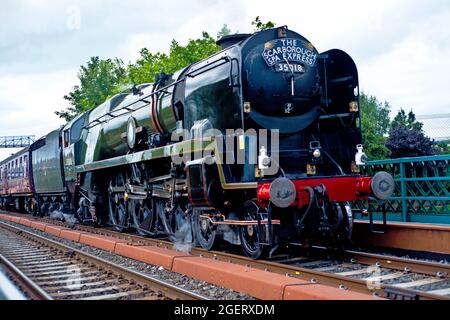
xmin=70 ymin=116 xmax=85 ymax=144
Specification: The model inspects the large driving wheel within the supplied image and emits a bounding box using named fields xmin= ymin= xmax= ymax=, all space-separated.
xmin=130 ymin=198 xmax=154 ymax=236
xmin=108 ymin=173 xmax=127 ymax=232
xmin=239 ymin=201 xmax=268 ymax=259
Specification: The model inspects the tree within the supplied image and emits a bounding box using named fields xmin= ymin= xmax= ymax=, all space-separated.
xmin=435 ymin=141 xmax=450 ymax=154
xmin=128 ymin=32 xmax=220 ymax=85
xmin=217 ymin=24 xmax=232 ymax=39
xmin=56 ymin=33 xmax=220 ymax=121
xmin=386 ymin=127 xmax=437 ymax=158
xmin=359 ymin=92 xmax=391 ymax=160
xmin=386 ymin=108 xmax=437 ymax=158
xmin=55 ymin=57 xmax=128 ymax=121
xmin=251 ymin=16 xmax=276 ymax=31
xmin=57 ymin=19 xmax=274 ymax=121
xmin=390 ymin=108 xmax=423 ymax=131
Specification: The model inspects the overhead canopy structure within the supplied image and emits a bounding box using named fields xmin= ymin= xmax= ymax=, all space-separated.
xmin=0 ymin=136 xmax=35 ymax=148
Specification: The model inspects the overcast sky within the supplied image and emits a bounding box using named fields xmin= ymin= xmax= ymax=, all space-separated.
xmin=1 ymin=0 xmax=449 ymax=160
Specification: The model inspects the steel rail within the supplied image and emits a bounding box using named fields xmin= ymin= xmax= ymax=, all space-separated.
xmin=2 ymin=212 xmax=449 ymax=300
xmin=339 ymin=249 xmax=450 ymax=278
xmin=0 ymin=221 xmax=208 ymax=300
xmin=73 ymin=223 xmax=450 ymax=300
xmin=0 ymin=253 xmax=53 ymax=300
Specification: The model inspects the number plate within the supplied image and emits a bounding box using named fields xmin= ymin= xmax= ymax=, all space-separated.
xmin=275 ymin=63 xmax=305 ymax=73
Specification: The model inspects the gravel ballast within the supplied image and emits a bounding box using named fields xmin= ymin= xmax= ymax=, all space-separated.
xmin=0 ymin=219 xmax=255 ymax=300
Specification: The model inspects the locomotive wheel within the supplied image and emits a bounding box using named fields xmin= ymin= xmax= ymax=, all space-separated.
xmin=108 ymin=173 xmax=127 ymax=232
xmin=192 ymin=211 xmax=219 ymax=251
xmin=328 ymin=202 xmax=353 ymax=248
xmin=154 ymin=199 xmax=176 ymax=238
xmin=334 ymin=202 xmax=353 ymax=243
xmin=153 ymin=198 xmax=193 ymax=246
xmin=109 ymin=195 xmax=127 ymax=232
xmin=239 ymin=201 xmax=268 ymax=259
xmin=130 ymin=199 xmax=154 ymax=236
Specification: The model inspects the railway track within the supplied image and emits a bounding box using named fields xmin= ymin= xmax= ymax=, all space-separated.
xmin=2 ymin=212 xmax=450 ymax=300
xmin=0 ymin=221 xmax=207 ymax=300
xmin=196 ymin=247 xmax=450 ymax=300
xmin=268 ymin=248 xmax=450 ymax=299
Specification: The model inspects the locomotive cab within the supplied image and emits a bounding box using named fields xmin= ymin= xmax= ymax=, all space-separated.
xmin=183 ymin=45 xmax=243 ymax=135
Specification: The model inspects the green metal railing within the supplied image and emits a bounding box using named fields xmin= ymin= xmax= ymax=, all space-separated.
xmin=352 ymin=155 xmax=450 ymax=224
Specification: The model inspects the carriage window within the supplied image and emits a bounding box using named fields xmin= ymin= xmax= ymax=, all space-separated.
xmin=24 ymin=155 xmax=28 ymax=177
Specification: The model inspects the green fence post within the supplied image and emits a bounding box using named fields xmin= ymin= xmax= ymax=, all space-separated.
xmin=399 ymin=162 xmax=408 ymax=222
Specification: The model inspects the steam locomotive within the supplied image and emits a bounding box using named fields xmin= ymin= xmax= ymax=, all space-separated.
xmin=0 ymin=26 xmax=394 ymax=259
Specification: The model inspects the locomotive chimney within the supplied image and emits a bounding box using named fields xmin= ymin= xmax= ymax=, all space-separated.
xmin=216 ymin=34 xmax=251 ymax=49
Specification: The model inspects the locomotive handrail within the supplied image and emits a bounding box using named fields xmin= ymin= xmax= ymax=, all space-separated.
xmin=352 ymin=154 xmax=450 ymax=224
xmin=186 ymin=56 xmax=230 ymax=78
xmin=83 ymin=56 xmax=233 ymax=131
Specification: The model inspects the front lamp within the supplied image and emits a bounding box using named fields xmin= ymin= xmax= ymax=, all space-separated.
xmin=313 ymin=149 xmax=321 ymax=158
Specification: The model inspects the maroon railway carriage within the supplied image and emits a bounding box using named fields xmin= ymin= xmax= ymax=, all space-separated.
xmin=0 ymin=147 xmax=34 ymax=212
